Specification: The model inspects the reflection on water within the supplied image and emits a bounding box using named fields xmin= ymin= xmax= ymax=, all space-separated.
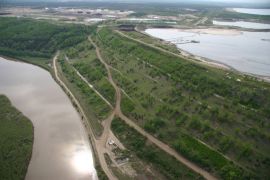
xmin=73 ymin=149 xmax=94 ymax=173
xmin=145 ymin=28 xmax=270 ymax=77
xmin=0 ymin=58 xmax=97 ymax=180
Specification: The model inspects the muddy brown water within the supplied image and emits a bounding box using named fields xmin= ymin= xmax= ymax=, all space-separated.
xmin=0 ymin=57 xmax=97 ymax=180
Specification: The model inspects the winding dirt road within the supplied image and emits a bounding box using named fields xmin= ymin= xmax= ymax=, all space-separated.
xmin=89 ymin=37 xmax=217 ymax=180
xmin=53 ymin=33 xmax=218 ymax=180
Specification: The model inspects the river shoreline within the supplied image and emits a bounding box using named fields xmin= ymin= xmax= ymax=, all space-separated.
xmin=0 ymin=55 xmax=50 ymax=71
xmin=0 ymin=57 xmax=97 ymax=180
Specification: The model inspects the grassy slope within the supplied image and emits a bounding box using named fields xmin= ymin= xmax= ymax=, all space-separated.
xmin=0 ymin=95 xmax=33 ymax=180
xmin=124 ymin=31 xmax=180 ymax=54
xmin=56 ymin=53 xmax=111 ymax=136
xmin=64 ymin=38 xmax=205 ymax=179
xmin=94 ymin=27 xmax=270 ymax=179
xmin=112 ymin=117 xmax=203 ymax=180
xmin=65 ymin=41 xmax=116 ymax=106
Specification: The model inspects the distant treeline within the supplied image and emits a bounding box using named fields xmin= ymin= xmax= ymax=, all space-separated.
xmin=0 ymin=17 xmax=92 ymax=59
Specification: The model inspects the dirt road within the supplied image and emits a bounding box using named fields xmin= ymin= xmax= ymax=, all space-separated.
xmin=53 ymin=33 xmax=218 ymax=179
xmin=115 ymin=30 xmax=230 ymax=70
xmin=194 ymin=17 xmax=208 ymax=26
xmin=53 ymin=52 xmax=117 ymax=180
xmin=64 ymin=55 xmax=113 ymax=108
xmin=89 ymin=36 xmax=217 ymax=180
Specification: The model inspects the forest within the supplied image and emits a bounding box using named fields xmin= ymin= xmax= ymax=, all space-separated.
xmin=0 ymin=17 xmax=91 ymax=67
xmin=93 ymin=27 xmax=270 ymax=179
xmin=0 ymin=95 xmax=33 ymax=180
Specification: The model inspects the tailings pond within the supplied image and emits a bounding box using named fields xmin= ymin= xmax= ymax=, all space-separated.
xmin=145 ymin=28 xmax=270 ymax=77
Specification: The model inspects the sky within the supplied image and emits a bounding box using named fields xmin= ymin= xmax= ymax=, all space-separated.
xmin=90 ymin=0 xmax=265 ymax=2
xmin=58 ymin=0 xmax=270 ymax=6
xmin=119 ymin=0 xmax=270 ymax=2
xmin=6 ymin=0 xmax=270 ymax=2
xmin=5 ymin=0 xmax=270 ymax=6
xmin=114 ymin=0 xmax=270 ymax=5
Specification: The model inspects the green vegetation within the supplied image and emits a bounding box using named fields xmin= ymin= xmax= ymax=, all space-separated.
xmin=94 ymin=27 xmax=270 ymax=179
xmin=0 ymin=17 xmax=91 ymax=68
xmin=1 ymin=13 xmax=270 ymax=179
xmin=173 ymin=134 xmax=245 ymax=179
xmin=57 ymin=53 xmax=111 ymax=136
xmin=0 ymin=17 xmax=111 ymax=180
xmin=65 ymin=41 xmax=115 ymax=105
xmin=0 ymin=95 xmax=33 ymax=180
xmin=111 ymin=117 xmax=203 ymax=180
xmin=95 ymin=165 xmax=109 ymax=180
xmin=123 ymin=31 xmax=180 ymax=54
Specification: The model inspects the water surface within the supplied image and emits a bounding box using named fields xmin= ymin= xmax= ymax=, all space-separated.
xmin=213 ymin=20 xmax=270 ymax=29
xmin=0 ymin=58 xmax=97 ymax=180
xmin=232 ymin=8 xmax=270 ymax=15
xmin=145 ymin=28 xmax=270 ymax=77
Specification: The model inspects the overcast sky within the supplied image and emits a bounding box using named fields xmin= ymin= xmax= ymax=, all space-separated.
xmin=5 ymin=0 xmax=270 ymax=6
xmin=62 ymin=0 xmax=269 ymax=2
xmin=54 ymin=0 xmax=270 ymax=6
xmin=7 ymin=0 xmax=270 ymax=2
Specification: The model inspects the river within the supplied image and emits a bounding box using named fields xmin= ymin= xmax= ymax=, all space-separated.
xmin=0 ymin=57 xmax=97 ymax=180
xmin=145 ymin=28 xmax=270 ymax=77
